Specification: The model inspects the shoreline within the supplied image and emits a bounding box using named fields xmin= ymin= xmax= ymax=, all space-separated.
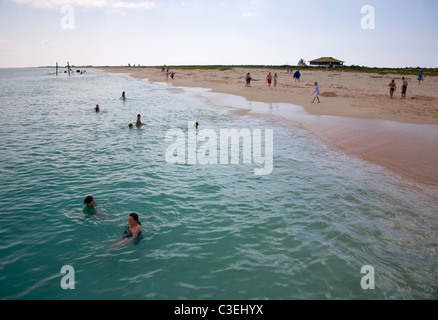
xmin=96 ymin=67 xmax=438 ymax=187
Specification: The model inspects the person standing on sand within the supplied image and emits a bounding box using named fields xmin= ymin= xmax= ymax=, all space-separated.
xmin=388 ymin=80 xmax=396 ymax=99
xmin=274 ymin=73 xmax=278 ymax=88
xmin=266 ymin=72 xmax=272 ymax=87
xmin=418 ymin=71 xmax=423 ymax=85
xmin=312 ymin=82 xmax=320 ymax=103
xmin=401 ymin=77 xmax=408 ymax=99
xmin=293 ymin=70 xmax=301 ymax=82
xmin=245 ymin=73 xmax=252 ymax=87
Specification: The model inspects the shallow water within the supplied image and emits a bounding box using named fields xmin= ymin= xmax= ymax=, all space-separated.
xmin=0 ymin=68 xmax=437 ymax=300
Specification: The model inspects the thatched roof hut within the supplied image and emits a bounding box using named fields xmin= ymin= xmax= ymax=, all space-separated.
xmin=309 ymin=57 xmax=344 ymax=66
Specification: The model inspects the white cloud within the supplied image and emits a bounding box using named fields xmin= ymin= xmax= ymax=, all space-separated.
xmin=11 ymin=0 xmax=156 ymax=9
xmin=40 ymin=38 xmax=58 ymax=46
xmin=110 ymin=1 xmax=156 ymax=9
xmin=241 ymin=12 xmax=259 ymax=18
xmin=12 ymin=0 xmax=107 ymax=8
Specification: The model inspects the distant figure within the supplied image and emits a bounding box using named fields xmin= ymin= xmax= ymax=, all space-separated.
xmin=127 ymin=123 xmax=133 ymax=129
xmin=401 ymin=77 xmax=408 ymax=99
xmin=274 ymin=73 xmax=278 ymax=88
xmin=136 ymin=114 xmax=144 ymax=127
xmin=312 ymin=82 xmax=320 ymax=103
xmin=171 ymin=72 xmax=175 ymax=80
xmin=266 ymin=72 xmax=272 ymax=87
xmin=418 ymin=71 xmax=423 ymax=85
xmin=121 ymin=91 xmax=126 ymax=100
xmin=245 ymin=73 xmax=252 ymax=87
xmin=119 ymin=213 xmax=143 ymax=246
xmin=83 ymin=195 xmax=97 ymax=215
xmin=195 ymin=121 xmax=199 ymax=129
xmin=293 ymin=70 xmax=301 ymax=82
xmin=165 ymin=71 xmax=169 ymax=81
xmin=95 ymin=104 xmax=100 ymax=112
xmin=388 ymin=80 xmax=396 ymax=99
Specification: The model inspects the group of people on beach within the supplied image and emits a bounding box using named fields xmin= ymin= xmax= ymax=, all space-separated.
xmin=245 ymin=68 xmax=425 ymax=104
xmin=82 ymin=196 xmax=143 ymax=247
xmin=388 ymin=76 xmax=411 ymax=99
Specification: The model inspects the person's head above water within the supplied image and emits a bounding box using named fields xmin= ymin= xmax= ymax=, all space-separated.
xmin=129 ymin=212 xmax=142 ymax=226
xmin=84 ymin=195 xmax=95 ymax=207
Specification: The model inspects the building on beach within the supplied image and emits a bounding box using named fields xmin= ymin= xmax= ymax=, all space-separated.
xmin=309 ymin=57 xmax=344 ymax=67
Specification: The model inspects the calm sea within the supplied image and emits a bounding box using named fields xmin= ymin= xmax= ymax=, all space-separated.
xmin=0 ymin=68 xmax=437 ymax=300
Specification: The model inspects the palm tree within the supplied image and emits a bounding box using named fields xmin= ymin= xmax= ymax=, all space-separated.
xmin=297 ymin=59 xmax=307 ymax=67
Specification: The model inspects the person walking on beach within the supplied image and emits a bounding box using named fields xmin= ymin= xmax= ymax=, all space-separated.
xmin=293 ymin=70 xmax=301 ymax=82
xmin=245 ymin=73 xmax=252 ymax=87
xmin=266 ymin=72 xmax=272 ymax=87
xmin=388 ymin=80 xmax=396 ymax=99
xmin=274 ymin=73 xmax=278 ymax=88
xmin=312 ymin=82 xmax=320 ymax=103
xmin=401 ymin=77 xmax=408 ymax=99
xmin=418 ymin=71 xmax=423 ymax=85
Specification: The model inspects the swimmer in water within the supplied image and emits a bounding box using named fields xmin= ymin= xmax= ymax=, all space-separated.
xmin=127 ymin=123 xmax=133 ymax=129
xmin=95 ymin=104 xmax=100 ymax=112
xmin=82 ymin=195 xmax=97 ymax=216
xmin=118 ymin=213 xmax=143 ymax=246
xmin=121 ymin=91 xmax=126 ymax=100
xmin=136 ymin=114 xmax=144 ymax=127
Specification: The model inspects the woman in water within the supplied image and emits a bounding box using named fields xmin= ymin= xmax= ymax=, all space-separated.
xmin=118 ymin=213 xmax=143 ymax=246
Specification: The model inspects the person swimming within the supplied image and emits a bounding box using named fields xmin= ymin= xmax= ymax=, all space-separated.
xmin=119 ymin=213 xmax=143 ymax=246
xmin=127 ymin=123 xmax=133 ymax=129
xmin=136 ymin=114 xmax=144 ymax=127
xmin=95 ymin=104 xmax=100 ymax=112
xmin=82 ymin=195 xmax=97 ymax=215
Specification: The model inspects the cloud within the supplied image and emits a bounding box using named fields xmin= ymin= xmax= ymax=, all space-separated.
xmin=110 ymin=1 xmax=156 ymax=9
xmin=11 ymin=0 xmax=156 ymax=9
xmin=241 ymin=12 xmax=259 ymax=18
xmin=12 ymin=0 xmax=107 ymax=8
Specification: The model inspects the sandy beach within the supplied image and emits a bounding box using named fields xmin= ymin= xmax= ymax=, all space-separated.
xmin=97 ymin=66 xmax=438 ymax=187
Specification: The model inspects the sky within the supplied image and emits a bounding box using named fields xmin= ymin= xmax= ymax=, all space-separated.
xmin=0 ymin=0 xmax=437 ymax=68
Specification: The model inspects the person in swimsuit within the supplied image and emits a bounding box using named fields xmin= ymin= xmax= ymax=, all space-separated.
xmin=95 ymin=104 xmax=100 ymax=112
xmin=274 ymin=73 xmax=278 ymax=88
xmin=82 ymin=195 xmax=97 ymax=216
xmin=119 ymin=213 xmax=143 ymax=246
xmin=266 ymin=72 xmax=272 ymax=87
xmin=401 ymin=77 xmax=408 ymax=99
xmin=121 ymin=91 xmax=126 ymax=100
xmin=136 ymin=114 xmax=144 ymax=127
xmin=245 ymin=73 xmax=252 ymax=87
xmin=388 ymin=80 xmax=396 ymax=99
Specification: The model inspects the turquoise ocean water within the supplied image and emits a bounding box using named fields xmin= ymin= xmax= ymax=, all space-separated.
xmin=0 ymin=68 xmax=437 ymax=300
